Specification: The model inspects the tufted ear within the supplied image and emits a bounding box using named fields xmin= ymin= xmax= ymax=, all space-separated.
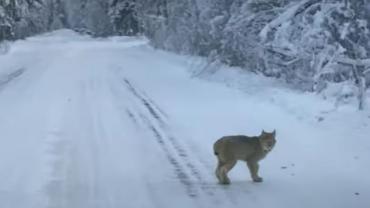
xmin=261 ymin=130 xmax=265 ymax=135
xmin=272 ymin=129 xmax=276 ymax=137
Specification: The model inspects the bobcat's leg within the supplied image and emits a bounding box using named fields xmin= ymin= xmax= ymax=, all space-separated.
xmin=247 ymin=160 xmax=263 ymax=182
xmin=219 ymin=160 xmax=237 ymax=185
xmin=215 ymin=160 xmax=224 ymax=182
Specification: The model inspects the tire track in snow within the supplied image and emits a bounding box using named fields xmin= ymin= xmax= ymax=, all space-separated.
xmin=125 ymin=108 xmax=139 ymax=127
xmin=123 ymin=78 xmax=217 ymax=198
xmin=123 ymin=78 xmax=199 ymax=197
xmin=0 ymin=68 xmax=26 ymax=91
xmin=123 ymin=79 xmax=165 ymax=126
xmin=139 ymin=114 xmax=198 ymax=198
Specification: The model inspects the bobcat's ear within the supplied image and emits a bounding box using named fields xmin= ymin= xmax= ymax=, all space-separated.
xmin=272 ymin=130 xmax=276 ymax=137
xmin=261 ymin=130 xmax=265 ymax=135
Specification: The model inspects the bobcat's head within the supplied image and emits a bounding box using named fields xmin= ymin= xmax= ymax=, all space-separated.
xmin=259 ymin=130 xmax=276 ymax=153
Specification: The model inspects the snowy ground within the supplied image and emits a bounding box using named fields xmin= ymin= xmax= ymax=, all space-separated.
xmin=0 ymin=30 xmax=369 ymax=208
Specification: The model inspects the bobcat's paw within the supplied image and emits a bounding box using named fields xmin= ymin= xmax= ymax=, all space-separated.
xmin=253 ymin=177 xmax=263 ymax=183
xmin=219 ymin=178 xmax=231 ymax=185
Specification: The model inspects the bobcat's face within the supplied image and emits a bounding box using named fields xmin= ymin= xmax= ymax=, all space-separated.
xmin=260 ymin=130 xmax=276 ymax=153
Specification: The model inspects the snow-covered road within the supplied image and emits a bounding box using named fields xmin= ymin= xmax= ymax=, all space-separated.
xmin=0 ymin=30 xmax=369 ymax=208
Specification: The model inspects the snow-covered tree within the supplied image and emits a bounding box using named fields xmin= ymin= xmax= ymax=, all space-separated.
xmin=47 ymin=0 xmax=68 ymax=30
xmin=63 ymin=0 xmax=113 ymax=36
xmin=0 ymin=0 xmax=17 ymax=41
xmin=0 ymin=0 xmax=56 ymax=42
xmin=138 ymin=0 xmax=168 ymax=48
xmin=258 ymin=0 xmax=369 ymax=107
xmin=109 ymin=0 xmax=140 ymax=36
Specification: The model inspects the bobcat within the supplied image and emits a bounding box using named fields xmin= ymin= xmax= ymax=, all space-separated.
xmin=213 ymin=130 xmax=276 ymax=184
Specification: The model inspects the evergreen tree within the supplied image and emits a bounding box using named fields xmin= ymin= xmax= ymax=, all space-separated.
xmin=109 ymin=0 xmax=140 ymax=36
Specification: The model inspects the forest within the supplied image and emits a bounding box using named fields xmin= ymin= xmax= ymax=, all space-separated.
xmin=1 ymin=0 xmax=370 ymax=109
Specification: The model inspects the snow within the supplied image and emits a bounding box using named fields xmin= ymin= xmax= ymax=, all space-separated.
xmin=0 ymin=6 xmax=5 ymax=17
xmin=259 ymin=0 xmax=312 ymax=42
xmin=0 ymin=29 xmax=369 ymax=208
xmin=340 ymin=23 xmax=350 ymax=40
xmin=0 ymin=41 xmax=10 ymax=55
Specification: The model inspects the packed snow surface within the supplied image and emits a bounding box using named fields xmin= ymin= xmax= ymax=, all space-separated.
xmin=0 ymin=30 xmax=369 ymax=208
